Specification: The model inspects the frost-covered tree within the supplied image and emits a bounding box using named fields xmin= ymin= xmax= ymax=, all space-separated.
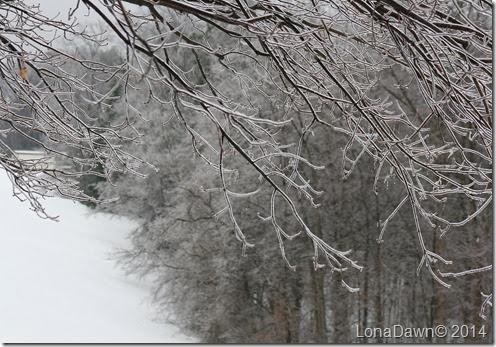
xmin=0 ymin=1 xmax=150 ymax=217
xmin=0 ymin=0 xmax=492 ymax=338
xmin=94 ymin=0 xmax=492 ymax=311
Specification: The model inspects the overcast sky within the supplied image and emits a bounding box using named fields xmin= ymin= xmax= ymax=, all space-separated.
xmin=25 ymin=0 xmax=102 ymax=24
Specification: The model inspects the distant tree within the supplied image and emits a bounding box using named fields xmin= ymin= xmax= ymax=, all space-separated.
xmin=0 ymin=0 xmax=491 ymax=322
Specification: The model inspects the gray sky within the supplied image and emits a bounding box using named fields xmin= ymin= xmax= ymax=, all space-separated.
xmin=25 ymin=0 xmax=102 ymax=24
xmin=21 ymin=0 xmax=124 ymax=47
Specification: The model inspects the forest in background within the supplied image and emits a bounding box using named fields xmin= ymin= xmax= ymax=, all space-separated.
xmin=0 ymin=1 xmax=492 ymax=343
xmin=76 ymin=23 xmax=491 ymax=343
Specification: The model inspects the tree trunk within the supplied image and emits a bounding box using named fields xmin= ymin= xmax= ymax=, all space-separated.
xmin=330 ymin=281 xmax=350 ymax=343
xmin=311 ymin=213 xmax=328 ymax=343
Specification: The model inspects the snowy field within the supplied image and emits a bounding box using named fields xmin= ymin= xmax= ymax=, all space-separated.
xmin=0 ymin=171 xmax=195 ymax=343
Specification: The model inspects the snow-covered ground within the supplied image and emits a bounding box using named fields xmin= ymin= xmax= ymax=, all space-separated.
xmin=0 ymin=171 xmax=196 ymax=343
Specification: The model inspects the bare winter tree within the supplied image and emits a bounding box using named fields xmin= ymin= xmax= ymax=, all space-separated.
xmin=1 ymin=0 xmax=491 ymax=318
xmin=0 ymin=0 xmax=151 ymax=217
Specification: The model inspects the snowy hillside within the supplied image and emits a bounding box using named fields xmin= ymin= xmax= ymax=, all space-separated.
xmin=0 ymin=171 xmax=195 ymax=343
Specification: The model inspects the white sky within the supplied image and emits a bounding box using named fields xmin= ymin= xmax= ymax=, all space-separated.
xmin=24 ymin=0 xmax=102 ymax=24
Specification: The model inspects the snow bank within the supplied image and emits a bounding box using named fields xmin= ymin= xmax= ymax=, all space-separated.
xmin=0 ymin=171 xmax=195 ymax=343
